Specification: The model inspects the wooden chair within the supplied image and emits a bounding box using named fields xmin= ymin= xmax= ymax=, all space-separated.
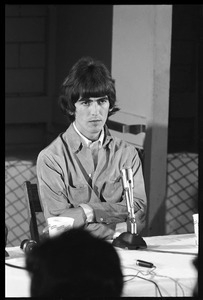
xmin=23 ymin=181 xmax=43 ymax=243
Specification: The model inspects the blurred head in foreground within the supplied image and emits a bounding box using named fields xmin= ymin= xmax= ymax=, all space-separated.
xmin=26 ymin=227 xmax=123 ymax=297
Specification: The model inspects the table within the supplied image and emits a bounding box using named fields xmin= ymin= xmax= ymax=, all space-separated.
xmin=5 ymin=233 xmax=198 ymax=297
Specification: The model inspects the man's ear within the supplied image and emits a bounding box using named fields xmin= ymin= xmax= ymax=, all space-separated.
xmin=68 ymin=111 xmax=74 ymax=115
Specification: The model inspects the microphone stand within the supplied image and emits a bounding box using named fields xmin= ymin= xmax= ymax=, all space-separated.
xmin=112 ymin=169 xmax=147 ymax=250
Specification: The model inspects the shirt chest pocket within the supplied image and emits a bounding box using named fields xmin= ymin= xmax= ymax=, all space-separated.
xmin=102 ymin=176 xmax=123 ymax=202
xmin=67 ymin=184 xmax=90 ymax=206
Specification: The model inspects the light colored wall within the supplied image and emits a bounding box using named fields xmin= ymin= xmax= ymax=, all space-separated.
xmin=111 ymin=5 xmax=172 ymax=235
xmin=112 ymin=5 xmax=154 ymax=117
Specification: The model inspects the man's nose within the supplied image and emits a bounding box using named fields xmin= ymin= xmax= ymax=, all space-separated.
xmin=90 ymin=102 xmax=100 ymax=114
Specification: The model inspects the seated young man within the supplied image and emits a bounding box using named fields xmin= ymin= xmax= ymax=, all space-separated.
xmin=37 ymin=56 xmax=147 ymax=240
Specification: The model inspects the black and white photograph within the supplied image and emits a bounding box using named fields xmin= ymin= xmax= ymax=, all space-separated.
xmin=5 ymin=4 xmax=201 ymax=298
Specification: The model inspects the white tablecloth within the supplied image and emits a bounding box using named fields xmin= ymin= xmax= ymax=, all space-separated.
xmin=5 ymin=233 xmax=198 ymax=297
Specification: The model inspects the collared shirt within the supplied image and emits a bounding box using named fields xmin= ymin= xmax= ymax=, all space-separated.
xmin=73 ymin=122 xmax=104 ymax=222
xmin=73 ymin=121 xmax=104 ymax=149
xmin=36 ymin=123 xmax=147 ymax=239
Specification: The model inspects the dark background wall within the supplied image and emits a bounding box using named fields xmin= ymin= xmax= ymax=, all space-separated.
xmin=168 ymin=5 xmax=201 ymax=154
xmin=5 ymin=5 xmax=113 ymax=156
xmin=52 ymin=5 xmax=113 ymax=130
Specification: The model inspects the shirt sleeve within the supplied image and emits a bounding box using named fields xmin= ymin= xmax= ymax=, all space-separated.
xmin=36 ymin=152 xmax=72 ymax=219
xmin=37 ymin=151 xmax=92 ymax=228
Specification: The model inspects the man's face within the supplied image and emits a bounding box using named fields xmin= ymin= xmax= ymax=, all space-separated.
xmin=75 ymin=96 xmax=110 ymax=140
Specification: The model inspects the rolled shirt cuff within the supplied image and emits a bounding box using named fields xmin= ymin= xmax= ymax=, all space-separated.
xmin=79 ymin=203 xmax=94 ymax=223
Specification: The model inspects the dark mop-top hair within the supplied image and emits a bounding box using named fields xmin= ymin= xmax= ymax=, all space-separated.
xmin=58 ymin=56 xmax=120 ymax=122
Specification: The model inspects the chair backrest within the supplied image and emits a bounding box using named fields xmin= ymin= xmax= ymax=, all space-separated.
xmin=107 ymin=119 xmax=146 ymax=167
xmin=23 ymin=181 xmax=42 ymax=243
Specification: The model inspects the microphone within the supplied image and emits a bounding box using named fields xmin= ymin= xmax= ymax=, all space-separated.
xmin=112 ymin=168 xmax=147 ymax=250
xmin=121 ymin=169 xmax=131 ymax=213
xmin=121 ymin=168 xmax=136 ymax=234
xmin=20 ymin=239 xmax=37 ymax=254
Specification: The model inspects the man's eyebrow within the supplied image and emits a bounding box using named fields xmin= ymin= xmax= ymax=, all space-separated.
xmin=79 ymin=96 xmax=108 ymax=101
xmin=78 ymin=97 xmax=92 ymax=102
xmin=97 ymin=96 xmax=108 ymax=100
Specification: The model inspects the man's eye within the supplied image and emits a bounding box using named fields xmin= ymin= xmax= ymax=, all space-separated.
xmin=81 ymin=100 xmax=90 ymax=106
xmin=98 ymin=98 xmax=108 ymax=105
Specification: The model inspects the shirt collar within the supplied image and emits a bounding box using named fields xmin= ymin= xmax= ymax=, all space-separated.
xmin=62 ymin=123 xmax=113 ymax=153
xmin=73 ymin=122 xmax=104 ymax=148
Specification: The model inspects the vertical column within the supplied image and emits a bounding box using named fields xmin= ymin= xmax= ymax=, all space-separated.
xmin=111 ymin=5 xmax=172 ymax=235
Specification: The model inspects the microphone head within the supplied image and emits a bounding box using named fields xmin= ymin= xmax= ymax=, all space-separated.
xmin=121 ymin=169 xmax=128 ymax=189
xmin=126 ymin=168 xmax=134 ymax=188
xmin=20 ymin=239 xmax=37 ymax=254
xmin=121 ymin=168 xmax=133 ymax=188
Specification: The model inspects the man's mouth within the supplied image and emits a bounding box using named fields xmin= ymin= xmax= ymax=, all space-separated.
xmin=89 ymin=119 xmax=101 ymax=123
